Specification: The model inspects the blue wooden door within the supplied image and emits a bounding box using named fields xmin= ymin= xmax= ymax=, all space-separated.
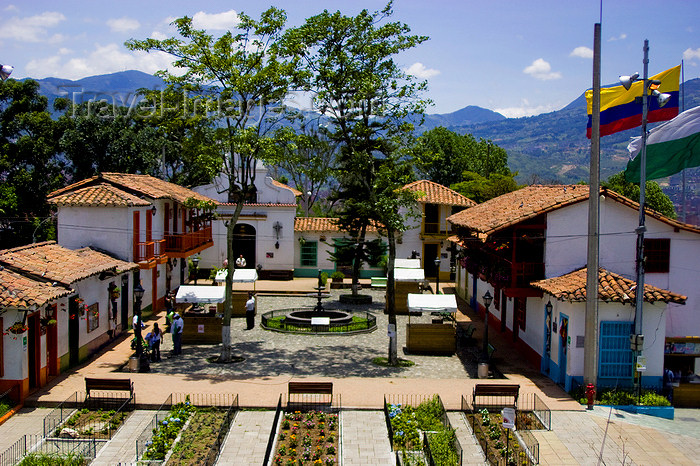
xmin=598 ymin=321 xmax=634 ymax=387
xmin=558 ymin=314 xmax=569 ymax=387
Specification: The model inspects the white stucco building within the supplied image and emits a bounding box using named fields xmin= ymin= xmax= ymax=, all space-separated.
xmin=0 ymin=242 xmax=136 ymax=402
xmin=48 ymin=173 xmax=217 ymax=313
xmin=448 ymin=185 xmax=695 ymax=390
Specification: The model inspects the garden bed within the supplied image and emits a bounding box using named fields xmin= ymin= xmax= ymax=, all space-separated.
xmin=56 ymin=408 xmax=130 ymax=439
xmin=468 ymin=409 xmax=533 ymax=466
xmin=385 ymin=395 xmax=461 ymax=466
xmin=272 ymin=410 xmax=339 ymax=465
xmin=166 ymin=408 xmax=229 ymax=465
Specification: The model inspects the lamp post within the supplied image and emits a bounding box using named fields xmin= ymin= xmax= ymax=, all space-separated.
xmin=133 ymin=283 xmax=149 ymax=372
xmin=481 ymin=290 xmax=493 ymax=363
xmin=192 ymin=256 xmax=200 ymax=285
xmin=434 ymin=257 xmax=441 ymax=294
xmin=619 ymin=41 xmax=672 ymax=400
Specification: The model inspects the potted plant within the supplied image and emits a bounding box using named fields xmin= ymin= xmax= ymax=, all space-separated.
xmin=330 ymin=271 xmax=345 ymax=289
xmin=7 ymin=322 xmax=28 ymax=334
xmin=109 ymin=286 xmax=121 ymax=300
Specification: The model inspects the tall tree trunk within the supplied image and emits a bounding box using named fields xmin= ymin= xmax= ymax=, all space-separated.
xmin=219 ymin=200 xmax=244 ymax=362
xmin=351 ymin=223 xmax=367 ymax=296
xmin=387 ymin=227 xmax=398 ymax=365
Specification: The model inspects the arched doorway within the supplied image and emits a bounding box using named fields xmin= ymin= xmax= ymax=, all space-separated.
xmin=233 ymin=223 xmax=256 ymax=269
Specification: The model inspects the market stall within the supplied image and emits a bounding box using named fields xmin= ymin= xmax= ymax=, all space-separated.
xmin=175 ymin=285 xmax=225 ymax=344
xmin=665 ymin=337 xmax=700 ymax=407
xmin=390 ymin=265 xmax=426 ymax=314
xmin=213 ymin=269 xmax=258 ymax=316
xmin=405 ymin=293 xmax=458 ymax=355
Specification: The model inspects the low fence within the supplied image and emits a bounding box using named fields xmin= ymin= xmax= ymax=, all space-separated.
xmin=43 ymin=392 xmax=80 ymax=437
xmin=462 ymin=394 xmax=543 ymax=465
xmin=135 ymin=392 xmax=238 ymax=465
xmin=384 ymin=394 xmax=463 ymax=466
xmin=286 ymin=393 xmax=341 ymax=413
xmin=263 ymin=395 xmax=283 ymax=466
xmin=0 ymin=434 xmax=99 ymax=466
xmin=261 ymin=310 xmax=377 ymax=334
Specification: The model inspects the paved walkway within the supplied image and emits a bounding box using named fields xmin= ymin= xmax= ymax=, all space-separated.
xmin=91 ymin=409 xmax=153 ymax=466
xmin=0 ymin=407 xmax=52 ymax=452
xmin=341 ymin=410 xmax=394 ymax=465
xmin=218 ymin=410 xmax=276 ymax=465
xmin=446 ymin=411 xmax=487 ymax=465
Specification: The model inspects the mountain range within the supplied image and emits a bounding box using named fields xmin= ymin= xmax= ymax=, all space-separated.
xmin=30 ymin=70 xmax=700 ymax=184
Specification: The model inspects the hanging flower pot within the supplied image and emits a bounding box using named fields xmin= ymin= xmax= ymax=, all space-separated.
xmin=110 ymin=287 xmax=121 ymax=299
xmin=7 ymin=322 xmax=28 ymax=334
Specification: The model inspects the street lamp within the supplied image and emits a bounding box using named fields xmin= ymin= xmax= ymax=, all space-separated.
xmin=192 ymin=256 xmax=200 ymax=284
xmin=133 ymin=282 xmax=149 ymax=372
xmin=434 ymin=257 xmax=441 ymax=294
xmin=0 ymin=64 xmax=13 ymax=81
xmin=481 ymin=290 xmax=493 ymax=363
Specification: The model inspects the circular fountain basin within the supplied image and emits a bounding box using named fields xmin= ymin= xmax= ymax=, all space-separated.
xmin=284 ymin=309 xmax=353 ymax=325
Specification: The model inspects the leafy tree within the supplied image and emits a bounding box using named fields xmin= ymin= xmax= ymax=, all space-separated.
xmin=451 ymin=170 xmax=520 ymax=203
xmin=327 ymin=237 xmax=387 ymax=268
xmin=281 ymin=1 xmax=428 ymax=364
xmin=127 ymin=8 xmax=298 ymax=362
xmin=281 ymin=1 xmax=427 ymax=285
xmin=270 ymin=124 xmax=338 ymax=216
xmin=411 ymin=127 xmax=509 ymax=186
xmin=603 ymin=172 xmax=676 ymax=219
xmin=0 ymin=79 xmax=64 ymax=246
xmin=58 ymin=102 xmax=164 ymax=180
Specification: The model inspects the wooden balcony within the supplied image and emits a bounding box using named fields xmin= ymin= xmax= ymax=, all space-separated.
xmin=135 ymin=239 xmax=165 ymax=263
xmin=165 ymin=226 xmax=213 ymax=257
xmin=421 ymin=222 xmax=452 ymax=238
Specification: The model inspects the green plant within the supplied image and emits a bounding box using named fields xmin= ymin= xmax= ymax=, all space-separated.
xmin=320 ymin=272 xmax=328 ymax=286
xmin=427 ymin=429 xmax=460 ymax=466
xmin=330 ymin=271 xmax=345 ymax=280
xmin=639 ymin=391 xmax=671 ymax=406
xmin=142 ymin=396 xmax=195 ymax=460
xmin=17 ymin=452 xmax=86 ymax=465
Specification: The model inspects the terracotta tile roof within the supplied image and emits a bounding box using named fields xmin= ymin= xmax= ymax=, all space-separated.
xmin=0 ymin=268 xmax=71 ymax=308
xmin=271 ymin=179 xmax=302 ymax=196
xmin=403 ymin=180 xmax=476 ymax=207
xmin=47 ymin=183 xmax=151 ymax=207
xmin=447 ymin=185 xmax=589 ymax=237
xmin=531 ymin=267 xmax=686 ymax=305
xmin=0 ymin=241 xmax=137 ymax=286
xmin=219 ymin=203 xmax=297 ymax=207
xmin=47 ymin=173 xmax=217 ymax=206
xmin=294 ymin=217 xmax=379 ymax=232
xmin=447 ymin=185 xmax=700 ymax=239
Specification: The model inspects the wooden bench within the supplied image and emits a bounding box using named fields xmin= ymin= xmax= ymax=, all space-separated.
xmin=472 ymin=383 xmax=519 ymax=411
xmin=85 ymin=377 xmax=134 ymax=410
xmin=287 ymin=381 xmax=334 ymax=408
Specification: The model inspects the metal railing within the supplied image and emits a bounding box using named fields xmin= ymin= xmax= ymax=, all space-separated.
xmin=263 ymin=395 xmax=283 ymax=466
xmin=43 ymin=392 xmax=80 ymax=437
xmin=262 ymin=310 xmax=376 ymax=334
xmin=286 ymin=393 xmax=341 ymax=413
xmin=136 ymin=393 xmax=173 ymax=461
xmin=517 ymin=392 xmax=551 ymax=431
xmin=0 ymin=434 xmax=99 ymax=465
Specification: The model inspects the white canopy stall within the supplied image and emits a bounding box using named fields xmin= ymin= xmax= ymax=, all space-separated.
xmin=407 ymin=293 xmax=457 ymax=313
xmin=175 ymin=285 xmax=226 ymax=303
xmin=214 ymin=269 xmax=258 ymax=289
xmin=405 ymin=293 xmax=458 ymax=355
xmin=394 ymin=258 xmax=422 ymax=269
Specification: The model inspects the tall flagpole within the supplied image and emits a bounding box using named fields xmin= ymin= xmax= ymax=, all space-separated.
xmin=584 ymin=22 xmax=601 ymax=386
xmin=633 ymin=39 xmax=651 ymax=401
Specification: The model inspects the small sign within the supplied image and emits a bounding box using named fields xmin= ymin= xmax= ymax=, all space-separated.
xmin=636 ymin=356 xmax=647 ymax=372
xmin=311 ymin=317 xmax=330 ymax=326
xmin=23 ymin=336 xmax=27 ymax=351
xmin=501 ymin=407 xmax=515 ymax=429
xmin=198 ymin=324 xmax=205 ymax=333
xmin=388 ymin=323 xmax=396 ymax=338
xmin=266 ymin=252 xmax=274 ymax=258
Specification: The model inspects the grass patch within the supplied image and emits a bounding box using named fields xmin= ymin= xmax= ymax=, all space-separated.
xmin=58 ymin=408 xmax=129 ymax=439
xmin=205 ymin=356 xmax=245 ymax=364
xmin=17 ymin=452 xmax=87 ymax=465
xmin=372 ymin=357 xmax=414 ymax=367
xmin=167 ymin=407 xmax=228 ymax=465
xmin=265 ymin=315 xmax=374 ymax=333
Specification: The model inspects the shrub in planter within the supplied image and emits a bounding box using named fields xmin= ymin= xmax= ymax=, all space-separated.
xmin=330 ymin=271 xmax=345 ymax=282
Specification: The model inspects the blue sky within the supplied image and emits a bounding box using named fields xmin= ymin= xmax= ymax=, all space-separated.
xmin=1 ymin=0 xmax=698 ymax=117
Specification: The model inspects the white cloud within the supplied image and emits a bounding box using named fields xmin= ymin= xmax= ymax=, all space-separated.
xmin=608 ymin=33 xmax=627 ymax=42
xmin=107 ymin=17 xmax=140 ymax=33
xmin=191 ymin=10 xmax=239 ymax=30
xmin=3 ymin=11 xmax=66 ymax=43
xmin=404 ymin=62 xmax=440 ymax=79
xmin=58 ymin=47 xmax=72 ymax=55
xmin=4 ymin=4 xmax=18 ymax=12
xmin=683 ymin=47 xmax=700 ymax=61
xmin=150 ymin=31 xmax=168 ymax=40
xmin=494 ymin=100 xmax=557 ymax=118
xmin=523 ymin=58 xmax=562 ymax=80
xmin=570 ymin=46 xmax=593 ymax=59
xmin=25 ymin=43 xmax=176 ymax=80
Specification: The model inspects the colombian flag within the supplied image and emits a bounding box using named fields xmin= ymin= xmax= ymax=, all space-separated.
xmin=586 ymin=65 xmax=680 ymax=138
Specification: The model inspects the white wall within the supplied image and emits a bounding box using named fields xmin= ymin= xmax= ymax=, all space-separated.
xmin=57 ymin=206 xmax=131 ymax=261
xmin=546 ymin=197 xmax=700 ymax=337
xmin=1 ymin=309 xmax=29 ymax=381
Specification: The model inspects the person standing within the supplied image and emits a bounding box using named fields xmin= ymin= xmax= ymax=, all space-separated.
xmin=235 ymin=254 xmax=247 ymax=268
xmin=171 ymin=313 xmax=183 ymax=355
xmin=151 ymin=323 xmax=162 ymax=361
xmin=245 ymin=292 xmax=256 ymax=330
